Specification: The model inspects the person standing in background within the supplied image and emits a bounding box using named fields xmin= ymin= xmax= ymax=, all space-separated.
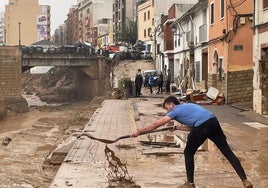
xmin=148 ymin=73 xmax=154 ymax=94
xmin=166 ymin=69 xmax=171 ymax=93
xmin=134 ymin=69 xmax=143 ymax=97
xmin=157 ymin=71 xmax=163 ymax=94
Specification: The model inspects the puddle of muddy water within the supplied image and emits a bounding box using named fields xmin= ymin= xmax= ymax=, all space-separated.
xmin=21 ymin=93 xmax=63 ymax=107
xmin=0 ymin=93 xmax=65 ymax=134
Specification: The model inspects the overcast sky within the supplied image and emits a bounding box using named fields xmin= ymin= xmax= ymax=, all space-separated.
xmin=0 ymin=0 xmax=77 ymax=34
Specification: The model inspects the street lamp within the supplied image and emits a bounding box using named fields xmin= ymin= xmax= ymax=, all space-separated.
xmin=18 ymin=21 xmax=21 ymax=46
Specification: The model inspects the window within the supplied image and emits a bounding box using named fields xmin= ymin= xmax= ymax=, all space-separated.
xmin=210 ymin=3 xmax=214 ymax=25
xmin=234 ymin=45 xmax=243 ymax=51
xmin=218 ymin=58 xmax=224 ymax=80
xmin=144 ymin=29 xmax=146 ymax=37
xmin=264 ymin=0 xmax=268 ymax=9
xmin=148 ymin=11 xmax=150 ymax=20
xmin=148 ymin=28 xmax=151 ymax=37
xmin=220 ymin=0 xmax=224 ymax=19
xmin=144 ymin=12 xmax=146 ymax=21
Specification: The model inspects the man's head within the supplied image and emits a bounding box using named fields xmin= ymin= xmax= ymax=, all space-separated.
xmin=163 ymin=95 xmax=180 ymax=112
xmin=138 ymin=69 xmax=141 ymax=72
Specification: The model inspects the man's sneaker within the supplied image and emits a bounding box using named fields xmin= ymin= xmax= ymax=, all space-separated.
xmin=178 ymin=181 xmax=196 ymax=188
xmin=243 ymin=179 xmax=253 ymax=188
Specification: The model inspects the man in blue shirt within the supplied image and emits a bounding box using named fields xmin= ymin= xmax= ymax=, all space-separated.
xmin=131 ymin=95 xmax=253 ymax=188
xmin=148 ymin=73 xmax=154 ymax=94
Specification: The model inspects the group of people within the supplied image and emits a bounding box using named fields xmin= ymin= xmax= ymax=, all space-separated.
xmin=134 ymin=69 xmax=171 ymax=97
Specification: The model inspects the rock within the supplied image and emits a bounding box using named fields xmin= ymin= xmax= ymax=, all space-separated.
xmin=2 ymin=137 xmax=12 ymax=146
xmin=4 ymin=98 xmax=28 ymax=113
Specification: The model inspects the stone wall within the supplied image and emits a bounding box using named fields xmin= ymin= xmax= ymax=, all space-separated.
xmin=74 ymin=57 xmax=111 ymax=99
xmin=208 ymin=70 xmax=253 ymax=104
xmin=0 ymin=47 xmax=21 ymax=99
xmin=227 ymin=69 xmax=253 ymax=104
xmin=0 ymin=46 xmax=28 ymax=113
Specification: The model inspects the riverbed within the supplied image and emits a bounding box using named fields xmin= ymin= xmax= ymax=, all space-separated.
xmin=0 ymin=95 xmax=104 ymax=187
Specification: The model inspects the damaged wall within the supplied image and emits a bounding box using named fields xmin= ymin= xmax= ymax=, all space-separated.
xmin=227 ymin=69 xmax=253 ymax=104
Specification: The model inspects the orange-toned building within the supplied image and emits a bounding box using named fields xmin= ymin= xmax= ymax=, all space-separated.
xmin=208 ymin=0 xmax=253 ymax=103
xmin=5 ymin=0 xmax=51 ymax=46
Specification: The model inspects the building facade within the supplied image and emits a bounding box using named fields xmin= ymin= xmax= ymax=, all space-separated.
xmin=208 ymin=0 xmax=253 ymax=104
xmin=0 ymin=12 xmax=5 ymax=45
xmin=137 ymin=0 xmax=198 ymax=70
xmin=78 ymin=0 xmax=112 ymax=45
xmin=65 ymin=0 xmax=112 ymax=46
xmin=5 ymin=0 xmax=51 ymax=46
xmin=253 ymin=0 xmax=268 ymax=114
xmin=66 ymin=6 xmax=79 ymax=45
xmin=170 ymin=1 xmax=207 ymax=90
xmin=112 ymin=0 xmax=137 ymax=44
xmin=165 ymin=0 xmax=254 ymax=105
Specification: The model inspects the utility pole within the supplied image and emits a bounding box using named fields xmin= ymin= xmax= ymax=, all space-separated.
xmin=18 ymin=22 xmax=21 ymax=46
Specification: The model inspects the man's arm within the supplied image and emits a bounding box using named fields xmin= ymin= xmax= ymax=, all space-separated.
xmin=176 ymin=125 xmax=191 ymax=131
xmin=131 ymin=116 xmax=172 ymax=137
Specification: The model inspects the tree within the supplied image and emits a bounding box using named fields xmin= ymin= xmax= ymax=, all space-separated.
xmin=117 ymin=18 xmax=137 ymax=46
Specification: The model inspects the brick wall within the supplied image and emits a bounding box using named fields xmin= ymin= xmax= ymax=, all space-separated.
xmin=0 ymin=46 xmax=22 ymax=100
xmin=208 ymin=70 xmax=253 ymax=104
xmin=227 ymin=69 xmax=253 ymax=104
xmin=0 ymin=46 xmax=28 ymax=112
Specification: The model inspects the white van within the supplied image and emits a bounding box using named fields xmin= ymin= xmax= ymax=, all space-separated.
xmin=143 ymin=69 xmax=159 ymax=86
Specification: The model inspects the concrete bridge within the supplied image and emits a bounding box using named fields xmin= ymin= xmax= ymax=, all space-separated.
xmin=0 ymin=46 xmax=112 ymax=112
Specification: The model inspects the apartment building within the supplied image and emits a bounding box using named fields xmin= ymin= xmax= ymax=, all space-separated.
xmin=66 ymin=6 xmax=79 ymax=45
xmin=54 ymin=24 xmax=66 ymax=46
xmin=253 ymin=0 xmax=268 ymax=114
xmin=0 ymin=12 xmax=5 ymax=45
xmin=166 ymin=0 xmax=254 ymax=105
xmin=96 ymin=18 xmax=113 ymax=48
xmin=112 ymin=0 xmax=137 ymax=44
xmin=5 ymin=0 xmax=51 ymax=46
xmin=137 ymin=0 xmax=198 ymax=68
xmin=169 ymin=1 xmax=207 ymax=90
xmin=77 ymin=0 xmax=112 ymax=45
xmin=207 ymin=0 xmax=253 ymax=104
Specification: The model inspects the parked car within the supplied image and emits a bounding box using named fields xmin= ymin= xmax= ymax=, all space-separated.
xmin=140 ymin=50 xmax=152 ymax=60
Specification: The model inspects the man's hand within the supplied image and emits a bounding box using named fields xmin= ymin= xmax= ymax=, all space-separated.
xmin=131 ymin=129 xmax=140 ymax=138
xmin=168 ymin=126 xmax=177 ymax=132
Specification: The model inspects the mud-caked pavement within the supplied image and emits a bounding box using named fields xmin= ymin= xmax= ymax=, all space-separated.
xmin=50 ymin=82 xmax=268 ymax=188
